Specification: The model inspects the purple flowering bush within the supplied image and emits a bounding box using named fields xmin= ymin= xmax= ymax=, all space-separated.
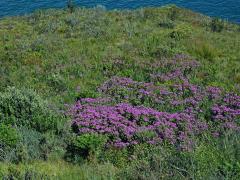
xmin=69 ymin=55 xmax=240 ymax=151
xmin=70 ymin=101 xmax=199 ymax=149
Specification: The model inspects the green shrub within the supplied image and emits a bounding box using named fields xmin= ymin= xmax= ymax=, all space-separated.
xmin=40 ymin=131 xmax=67 ymax=161
xmin=134 ymin=131 xmax=158 ymax=143
xmin=0 ymin=124 xmax=19 ymax=148
xmin=66 ymin=133 xmax=108 ymax=162
xmin=67 ymin=0 xmax=75 ymax=13
xmin=100 ymin=148 xmax=129 ymax=168
xmin=46 ymin=73 xmax=67 ymax=92
xmin=75 ymin=133 xmax=107 ymax=156
xmin=168 ymin=6 xmax=179 ymax=21
xmin=159 ymin=19 xmax=175 ymax=29
xmin=0 ymin=87 xmax=58 ymax=132
xmin=0 ymin=124 xmax=19 ymax=162
xmin=16 ymin=128 xmax=43 ymax=162
xmin=169 ymin=24 xmax=191 ymax=40
xmin=210 ymin=18 xmax=224 ymax=32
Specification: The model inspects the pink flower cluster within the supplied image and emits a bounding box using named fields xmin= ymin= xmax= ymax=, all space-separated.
xmin=70 ymin=101 xmax=203 ymax=149
xmin=149 ymin=54 xmax=200 ymax=83
xmin=70 ymin=55 xmax=240 ymax=149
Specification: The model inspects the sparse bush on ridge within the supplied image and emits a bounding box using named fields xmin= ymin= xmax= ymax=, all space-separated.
xmin=159 ymin=19 xmax=175 ymax=29
xmin=67 ymin=0 xmax=75 ymax=13
xmin=211 ymin=18 xmax=224 ymax=32
xmin=168 ymin=5 xmax=179 ymax=21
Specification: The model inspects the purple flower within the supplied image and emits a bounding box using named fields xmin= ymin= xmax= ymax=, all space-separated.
xmin=68 ymin=55 xmax=240 ymax=150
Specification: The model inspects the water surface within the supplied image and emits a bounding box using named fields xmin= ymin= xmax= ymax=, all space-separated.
xmin=0 ymin=0 xmax=239 ymax=23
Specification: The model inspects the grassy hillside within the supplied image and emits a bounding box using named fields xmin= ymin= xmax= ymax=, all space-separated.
xmin=0 ymin=5 xmax=239 ymax=179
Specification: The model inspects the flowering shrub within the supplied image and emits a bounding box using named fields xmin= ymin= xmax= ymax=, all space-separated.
xmin=70 ymin=101 xmax=201 ymax=149
xmin=70 ymin=55 xmax=240 ymax=150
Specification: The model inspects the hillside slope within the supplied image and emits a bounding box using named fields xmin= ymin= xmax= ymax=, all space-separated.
xmin=0 ymin=6 xmax=239 ymax=179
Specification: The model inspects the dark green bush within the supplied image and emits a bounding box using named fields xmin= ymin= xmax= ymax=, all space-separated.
xmin=134 ymin=131 xmax=158 ymax=143
xmin=66 ymin=133 xmax=108 ymax=162
xmin=159 ymin=19 xmax=175 ymax=29
xmin=75 ymin=133 xmax=107 ymax=158
xmin=16 ymin=128 xmax=43 ymax=162
xmin=0 ymin=124 xmax=19 ymax=148
xmin=67 ymin=0 xmax=75 ymax=13
xmin=210 ymin=18 xmax=224 ymax=32
xmin=168 ymin=6 xmax=179 ymax=21
xmin=0 ymin=124 xmax=19 ymax=162
xmin=40 ymin=131 xmax=67 ymax=161
xmin=100 ymin=148 xmax=129 ymax=168
xmin=0 ymin=87 xmax=58 ymax=132
xmin=46 ymin=73 xmax=67 ymax=92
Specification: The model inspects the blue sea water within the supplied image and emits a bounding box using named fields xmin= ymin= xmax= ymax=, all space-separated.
xmin=0 ymin=0 xmax=239 ymax=23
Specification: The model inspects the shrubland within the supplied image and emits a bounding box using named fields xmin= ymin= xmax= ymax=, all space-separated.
xmin=0 ymin=5 xmax=239 ymax=179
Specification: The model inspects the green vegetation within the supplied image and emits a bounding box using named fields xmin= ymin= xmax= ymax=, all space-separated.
xmin=211 ymin=18 xmax=225 ymax=32
xmin=0 ymin=5 xmax=239 ymax=179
